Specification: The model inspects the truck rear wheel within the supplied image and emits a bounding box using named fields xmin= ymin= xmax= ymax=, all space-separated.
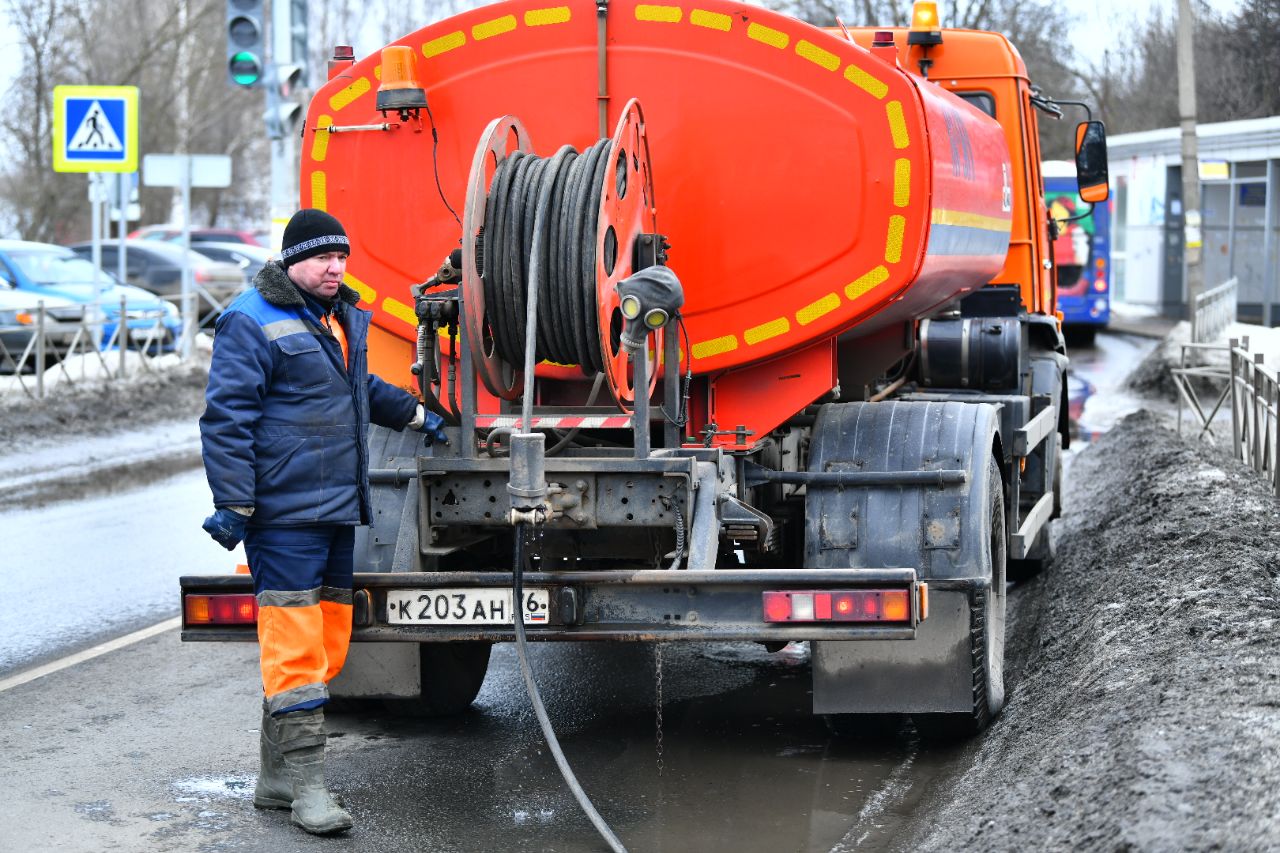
xmin=400 ymin=641 xmax=493 ymax=716
xmin=914 ymin=456 xmax=1007 ymax=739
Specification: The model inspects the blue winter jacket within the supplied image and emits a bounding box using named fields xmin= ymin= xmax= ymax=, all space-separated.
xmin=200 ymin=261 xmax=418 ymax=526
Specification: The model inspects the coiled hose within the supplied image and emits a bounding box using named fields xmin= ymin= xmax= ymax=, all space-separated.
xmin=483 ymin=140 xmax=614 ymax=376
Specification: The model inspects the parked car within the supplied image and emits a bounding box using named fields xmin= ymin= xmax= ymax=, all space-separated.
xmin=68 ymin=240 xmax=245 ymax=323
xmin=0 ymin=284 xmax=86 ymax=372
xmin=190 ymin=241 xmax=274 ymax=286
xmin=0 ymin=240 xmax=181 ymax=350
xmin=129 ymin=224 xmax=265 ymax=247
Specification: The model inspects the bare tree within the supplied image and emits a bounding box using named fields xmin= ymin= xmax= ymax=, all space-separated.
xmin=0 ymin=0 xmax=265 ymax=243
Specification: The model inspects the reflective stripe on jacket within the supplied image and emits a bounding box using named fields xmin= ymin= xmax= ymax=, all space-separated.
xmin=200 ymin=262 xmax=418 ymax=526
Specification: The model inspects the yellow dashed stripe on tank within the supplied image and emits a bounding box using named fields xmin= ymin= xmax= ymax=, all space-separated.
xmin=310 ymin=172 xmax=326 ymax=210
xmin=525 ymin=7 xmax=571 ymax=26
xmin=473 ymin=15 xmax=516 ymax=40
xmin=329 ymin=77 xmax=370 ymax=112
xmin=744 ymin=317 xmax=790 ymax=345
xmin=796 ymin=40 xmax=838 ymax=71
xmin=423 ymin=31 xmax=466 ymax=58
xmin=311 ymin=116 xmax=333 ymax=162
xmin=690 ymin=9 xmax=731 ymax=30
xmin=894 ymin=159 xmax=910 ymax=208
xmin=343 ymin=274 xmax=376 ymax=305
xmin=885 ymin=216 xmax=906 ymax=264
xmin=636 ymin=4 xmax=682 ymax=22
xmin=886 ymin=101 xmax=910 ymax=149
xmin=846 ymin=266 xmax=889 ymax=300
xmin=844 ymin=64 xmax=887 ymax=99
xmin=383 ymin=298 xmax=417 ymax=327
xmin=796 ymin=293 xmax=840 ymax=326
xmin=691 ymin=334 xmax=738 ymax=360
xmin=747 ymin=22 xmax=788 ymax=48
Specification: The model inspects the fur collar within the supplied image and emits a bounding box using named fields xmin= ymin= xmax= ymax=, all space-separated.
xmin=254 ymin=260 xmax=360 ymax=308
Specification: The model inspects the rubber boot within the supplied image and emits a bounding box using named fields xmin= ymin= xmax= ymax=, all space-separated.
xmin=276 ymin=708 xmax=353 ymax=835
xmin=253 ymin=702 xmax=293 ymax=810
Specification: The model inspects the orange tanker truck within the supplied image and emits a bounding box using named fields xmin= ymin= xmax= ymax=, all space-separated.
xmin=182 ymin=0 xmax=1108 ymax=739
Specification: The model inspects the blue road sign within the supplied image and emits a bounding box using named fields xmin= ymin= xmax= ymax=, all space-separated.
xmin=53 ymin=85 xmax=139 ymax=173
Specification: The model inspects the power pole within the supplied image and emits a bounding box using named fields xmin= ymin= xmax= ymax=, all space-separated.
xmin=1178 ymin=0 xmax=1204 ymax=338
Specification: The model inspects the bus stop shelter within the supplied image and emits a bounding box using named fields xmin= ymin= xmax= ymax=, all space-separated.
xmin=1107 ymin=116 xmax=1280 ymax=326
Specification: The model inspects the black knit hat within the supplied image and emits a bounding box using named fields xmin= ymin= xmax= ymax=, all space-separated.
xmin=280 ymin=209 xmax=350 ymax=267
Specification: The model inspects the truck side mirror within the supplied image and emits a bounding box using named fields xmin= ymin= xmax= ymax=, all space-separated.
xmin=1074 ymin=120 xmax=1109 ymax=204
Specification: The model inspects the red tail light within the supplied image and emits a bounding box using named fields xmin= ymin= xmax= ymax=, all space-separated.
xmin=185 ymin=594 xmax=258 ymax=625
xmin=762 ymin=589 xmax=912 ymax=623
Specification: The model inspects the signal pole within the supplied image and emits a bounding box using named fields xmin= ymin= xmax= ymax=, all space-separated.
xmin=1177 ymin=0 xmax=1203 ymax=336
xmin=267 ymin=0 xmax=308 ymax=251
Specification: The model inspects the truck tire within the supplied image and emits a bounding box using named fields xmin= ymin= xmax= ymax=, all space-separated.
xmin=400 ymin=642 xmax=493 ymax=716
xmin=914 ymin=456 xmax=1007 ymax=739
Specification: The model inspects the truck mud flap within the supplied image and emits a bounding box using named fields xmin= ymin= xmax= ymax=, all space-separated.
xmin=804 ymin=401 xmax=1002 ymax=715
xmin=813 ymin=582 xmax=979 ymax=714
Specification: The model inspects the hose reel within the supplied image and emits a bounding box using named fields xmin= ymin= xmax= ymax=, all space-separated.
xmin=461 ymin=98 xmax=662 ymax=409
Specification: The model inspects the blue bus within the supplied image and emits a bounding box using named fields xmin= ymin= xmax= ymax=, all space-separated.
xmin=1043 ymin=160 xmax=1110 ymax=340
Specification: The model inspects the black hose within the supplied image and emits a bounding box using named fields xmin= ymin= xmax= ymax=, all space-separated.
xmin=512 ymin=523 xmax=627 ymax=853
xmin=483 ymin=139 xmax=614 ymax=375
xmin=417 ymin=323 xmax=459 ymax=426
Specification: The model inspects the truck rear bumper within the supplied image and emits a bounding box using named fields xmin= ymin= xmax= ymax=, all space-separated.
xmin=180 ymin=568 xmax=941 ymax=643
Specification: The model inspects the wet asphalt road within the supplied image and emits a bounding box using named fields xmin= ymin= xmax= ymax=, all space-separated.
xmin=0 ymin=467 xmax=240 ymax=677
xmin=0 ymin=330 xmax=1155 ymax=852
xmin=1065 ymin=331 xmax=1158 ymax=446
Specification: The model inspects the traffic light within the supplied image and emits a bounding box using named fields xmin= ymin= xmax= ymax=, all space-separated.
xmin=264 ymin=101 xmax=303 ymax=140
xmin=226 ymin=0 xmax=264 ymax=88
xmin=287 ymin=0 xmax=309 ymax=88
xmin=277 ymin=63 xmax=304 ymax=98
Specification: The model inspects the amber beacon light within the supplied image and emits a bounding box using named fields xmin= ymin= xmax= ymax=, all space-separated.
xmin=376 ymin=45 xmax=428 ymax=118
xmin=908 ymin=0 xmax=943 ymax=45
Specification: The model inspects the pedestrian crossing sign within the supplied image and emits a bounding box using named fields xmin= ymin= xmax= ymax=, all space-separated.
xmin=52 ymin=85 xmax=139 ymax=173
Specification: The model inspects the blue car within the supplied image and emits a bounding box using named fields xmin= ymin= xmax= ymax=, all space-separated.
xmin=0 ymin=240 xmax=182 ymax=350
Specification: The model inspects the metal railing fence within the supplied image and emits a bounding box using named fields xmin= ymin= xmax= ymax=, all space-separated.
xmin=0 ymin=297 xmax=172 ymax=400
xmin=1192 ymin=276 xmax=1237 ymax=344
xmin=1229 ymin=338 xmax=1280 ymax=496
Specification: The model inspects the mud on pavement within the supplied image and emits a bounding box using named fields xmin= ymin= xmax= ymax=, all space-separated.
xmin=910 ymin=410 xmax=1280 ymax=852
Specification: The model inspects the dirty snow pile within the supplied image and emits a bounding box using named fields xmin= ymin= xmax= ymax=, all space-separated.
xmin=0 ymin=361 xmax=207 ymax=451
xmin=1126 ymin=320 xmax=1280 ymax=399
xmin=915 ymin=410 xmax=1280 ymax=851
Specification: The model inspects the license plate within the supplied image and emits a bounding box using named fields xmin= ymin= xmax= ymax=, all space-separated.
xmin=385 ymin=588 xmax=550 ymax=625
xmin=129 ymin=327 xmax=162 ymax=342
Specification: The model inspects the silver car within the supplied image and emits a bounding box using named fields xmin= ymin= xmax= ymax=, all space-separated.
xmin=0 ymin=284 xmax=87 ymax=372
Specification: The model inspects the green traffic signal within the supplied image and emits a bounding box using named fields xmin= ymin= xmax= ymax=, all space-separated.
xmin=230 ymin=51 xmax=262 ymax=86
xmin=226 ymin=0 xmax=264 ymax=89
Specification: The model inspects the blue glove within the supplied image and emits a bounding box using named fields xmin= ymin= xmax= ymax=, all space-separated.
xmin=419 ymin=409 xmax=448 ymax=445
xmin=202 ymin=507 xmax=248 ymax=550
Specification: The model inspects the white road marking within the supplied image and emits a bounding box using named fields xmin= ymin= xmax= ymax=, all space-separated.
xmin=0 ymin=616 xmax=181 ymax=693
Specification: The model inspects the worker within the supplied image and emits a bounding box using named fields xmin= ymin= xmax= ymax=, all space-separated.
xmin=198 ymin=208 xmax=445 ymax=835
